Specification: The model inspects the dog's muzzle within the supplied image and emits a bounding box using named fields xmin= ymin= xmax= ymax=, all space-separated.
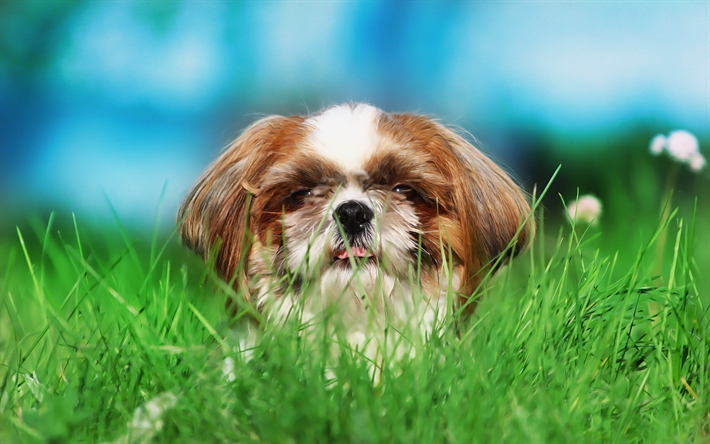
xmin=334 ymin=200 xmax=373 ymax=235
xmin=332 ymin=200 xmax=375 ymax=262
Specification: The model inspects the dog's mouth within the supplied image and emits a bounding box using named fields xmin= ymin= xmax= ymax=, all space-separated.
xmin=332 ymin=246 xmax=377 ymax=267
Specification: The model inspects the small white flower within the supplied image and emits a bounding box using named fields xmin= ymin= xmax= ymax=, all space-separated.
xmin=649 ymin=134 xmax=667 ymax=155
xmin=666 ymin=130 xmax=699 ymax=162
xmin=689 ymin=152 xmax=707 ymax=172
xmin=566 ymin=195 xmax=602 ymax=226
xmin=106 ymin=392 xmax=178 ymax=444
xmin=130 ymin=392 xmax=177 ymax=433
xmin=22 ymin=372 xmax=46 ymax=403
xmin=223 ymin=357 xmax=236 ymax=382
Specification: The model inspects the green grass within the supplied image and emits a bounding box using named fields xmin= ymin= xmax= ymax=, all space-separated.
xmin=1 ymin=191 xmax=709 ymax=442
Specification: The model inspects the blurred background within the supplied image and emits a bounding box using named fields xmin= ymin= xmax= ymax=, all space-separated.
xmin=1 ymin=0 xmax=708 ymax=232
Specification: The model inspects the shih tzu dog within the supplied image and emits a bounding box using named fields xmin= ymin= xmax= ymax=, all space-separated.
xmin=178 ymin=103 xmax=532 ymax=357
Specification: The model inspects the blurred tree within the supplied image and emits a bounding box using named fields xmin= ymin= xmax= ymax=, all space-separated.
xmin=0 ymin=0 xmax=182 ymax=83
xmin=0 ymin=0 xmax=85 ymax=81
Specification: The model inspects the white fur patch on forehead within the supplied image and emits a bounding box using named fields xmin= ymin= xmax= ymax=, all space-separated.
xmin=305 ymin=104 xmax=382 ymax=172
xmin=331 ymin=183 xmax=371 ymax=210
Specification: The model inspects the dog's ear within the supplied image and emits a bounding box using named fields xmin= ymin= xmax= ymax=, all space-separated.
xmin=177 ymin=115 xmax=305 ymax=286
xmin=433 ymin=123 xmax=534 ymax=297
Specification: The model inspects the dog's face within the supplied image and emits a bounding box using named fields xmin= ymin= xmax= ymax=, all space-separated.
xmin=178 ymin=104 xmax=532 ymax=312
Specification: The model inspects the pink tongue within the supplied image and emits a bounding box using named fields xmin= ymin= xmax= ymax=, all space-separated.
xmin=336 ymin=247 xmax=370 ymax=259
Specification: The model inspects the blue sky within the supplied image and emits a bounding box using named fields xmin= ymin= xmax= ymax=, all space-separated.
xmin=1 ymin=1 xmax=707 ymax=226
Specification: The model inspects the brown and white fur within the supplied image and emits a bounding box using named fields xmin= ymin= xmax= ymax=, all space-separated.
xmin=178 ymin=103 xmax=532 ymax=360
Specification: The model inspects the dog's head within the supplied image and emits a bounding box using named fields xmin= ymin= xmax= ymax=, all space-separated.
xmin=178 ymin=104 xmax=532 ymax=311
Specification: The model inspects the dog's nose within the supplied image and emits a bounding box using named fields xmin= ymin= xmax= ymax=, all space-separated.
xmin=334 ymin=200 xmax=374 ymax=234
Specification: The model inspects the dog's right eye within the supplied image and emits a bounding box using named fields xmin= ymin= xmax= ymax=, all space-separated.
xmin=288 ymin=189 xmax=312 ymax=206
xmin=392 ymin=184 xmax=423 ymax=203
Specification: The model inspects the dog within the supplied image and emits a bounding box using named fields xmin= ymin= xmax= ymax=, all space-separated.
xmin=178 ymin=103 xmax=532 ymax=360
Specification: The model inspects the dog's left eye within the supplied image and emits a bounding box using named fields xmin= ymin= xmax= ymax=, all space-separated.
xmin=288 ymin=189 xmax=312 ymax=205
xmin=392 ymin=184 xmax=422 ymax=202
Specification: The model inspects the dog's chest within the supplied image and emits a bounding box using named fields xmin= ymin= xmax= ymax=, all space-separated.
xmin=266 ymin=272 xmax=449 ymax=360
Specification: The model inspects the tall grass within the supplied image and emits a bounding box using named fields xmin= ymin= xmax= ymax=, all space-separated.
xmin=1 ymin=193 xmax=708 ymax=442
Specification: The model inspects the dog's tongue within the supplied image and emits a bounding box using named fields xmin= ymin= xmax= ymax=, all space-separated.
xmin=336 ymin=247 xmax=371 ymax=259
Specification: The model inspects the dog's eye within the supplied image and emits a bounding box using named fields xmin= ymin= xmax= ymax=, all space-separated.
xmin=288 ymin=189 xmax=312 ymax=205
xmin=392 ymin=184 xmax=422 ymax=202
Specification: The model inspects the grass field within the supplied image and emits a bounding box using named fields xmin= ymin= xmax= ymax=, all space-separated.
xmin=1 ymin=160 xmax=709 ymax=443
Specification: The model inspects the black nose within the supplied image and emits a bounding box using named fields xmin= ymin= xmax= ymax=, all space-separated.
xmin=334 ymin=201 xmax=374 ymax=234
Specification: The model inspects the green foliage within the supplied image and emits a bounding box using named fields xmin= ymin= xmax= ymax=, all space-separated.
xmin=1 ymin=195 xmax=708 ymax=443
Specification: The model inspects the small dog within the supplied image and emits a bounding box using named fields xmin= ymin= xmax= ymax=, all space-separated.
xmin=178 ymin=103 xmax=532 ymax=356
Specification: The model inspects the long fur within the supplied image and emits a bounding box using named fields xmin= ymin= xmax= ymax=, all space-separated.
xmin=178 ymin=103 xmax=533 ymax=349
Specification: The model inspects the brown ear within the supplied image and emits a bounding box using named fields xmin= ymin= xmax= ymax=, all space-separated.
xmin=436 ymin=124 xmax=534 ymax=296
xmin=177 ymin=115 xmax=305 ymax=289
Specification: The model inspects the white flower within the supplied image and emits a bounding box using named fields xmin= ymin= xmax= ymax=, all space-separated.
xmin=566 ymin=195 xmax=602 ymax=226
xmin=223 ymin=357 xmax=236 ymax=382
xmin=129 ymin=392 xmax=177 ymax=435
xmin=106 ymin=392 xmax=178 ymax=444
xmin=649 ymin=134 xmax=667 ymax=156
xmin=650 ymin=130 xmax=705 ymax=173
xmin=689 ymin=152 xmax=707 ymax=172
xmin=22 ymin=372 xmax=46 ymax=403
xmin=666 ymin=130 xmax=699 ymax=162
